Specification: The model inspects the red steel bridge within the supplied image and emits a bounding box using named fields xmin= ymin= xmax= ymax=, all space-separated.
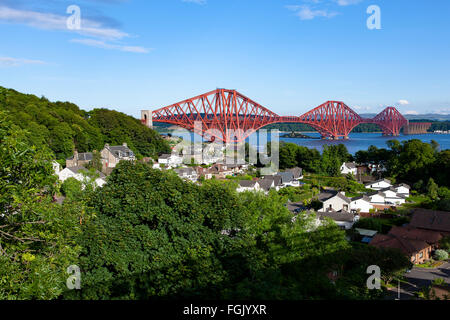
xmin=141 ymin=89 xmax=408 ymax=143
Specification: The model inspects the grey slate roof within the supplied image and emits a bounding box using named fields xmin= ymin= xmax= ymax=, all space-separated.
xmin=174 ymin=167 xmax=197 ymax=176
xmin=336 ymin=192 xmax=351 ymax=203
xmin=318 ymin=210 xmax=356 ymax=222
xmin=351 ymin=194 xmax=372 ymax=202
xmin=239 ymin=180 xmax=257 ymax=188
xmin=257 ymin=179 xmax=274 ymax=191
xmin=394 ymin=183 xmax=411 ymax=189
xmin=286 ymin=201 xmax=306 ymax=214
xmin=107 ymin=145 xmax=135 ymax=158
xmin=286 ymin=167 xmax=303 ymax=179
xmin=365 ymin=178 xmax=392 ymax=186
xmin=67 ymin=166 xmax=105 ymax=178
xmin=318 ymin=191 xmax=351 ymax=203
xmin=66 ymin=152 xmax=93 ymax=161
xmin=276 ymin=172 xmax=294 ymax=184
xmin=262 ymin=175 xmax=282 ymax=186
xmin=343 ymin=162 xmax=356 ymax=169
xmin=317 ymin=190 xmax=339 ymax=202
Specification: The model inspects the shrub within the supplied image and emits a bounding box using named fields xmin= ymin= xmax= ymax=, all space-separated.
xmin=432 ymin=277 xmax=446 ymax=286
xmin=61 ymin=177 xmax=83 ymax=199
xmin=434 ymin=250 xmax=448 ymax=261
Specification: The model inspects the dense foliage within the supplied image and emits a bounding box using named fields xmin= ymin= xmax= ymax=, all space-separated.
xmin=0 ymin=86 xmax=170 ymax=161
xmin=278 ymin=142 xmax=351 ymax=176
xmin=0 ymin=111 xmax=82 ymax=299
xmin=354 ymin=139 xmax=450 ymax=188
xmin=59 ymin=161 xmax=410 ymax=300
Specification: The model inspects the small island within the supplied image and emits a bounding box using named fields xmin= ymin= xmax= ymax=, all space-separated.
xmin=281 ymin=131 xmax=320 ymax=139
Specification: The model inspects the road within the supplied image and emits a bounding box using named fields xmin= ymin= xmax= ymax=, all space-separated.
xmin=386 ymin=261 xmax=450 ymax=300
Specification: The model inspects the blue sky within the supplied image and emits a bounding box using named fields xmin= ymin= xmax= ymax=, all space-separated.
xmin=0 ymin=0 xmax=449 ymax=118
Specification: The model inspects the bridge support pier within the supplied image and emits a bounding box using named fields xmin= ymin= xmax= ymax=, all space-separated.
xmin=141 ymin=110 xmax=153 ymax=128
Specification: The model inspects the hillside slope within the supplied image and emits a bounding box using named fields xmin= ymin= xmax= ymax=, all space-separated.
xmin=0 ymin=86 xmax=170 ymax=161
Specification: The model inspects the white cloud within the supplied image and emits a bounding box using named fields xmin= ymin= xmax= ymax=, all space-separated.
xmin=70 ymin=38 xmax=150 ymax=53
xmin=0 ymin=5 xmax=149 ymax=53
xmin=0 ymin=56 xmax=46 ymax=67
xmin=335 ymin=0 xmax=362 ymax=6
xmin=404 ymin=110 xmax=419 ymax=115
xmin=286 ymin=5 xmax=338 ymax=20
xmin=0 ymin=6 xmax=128 ymax=40
xmin=397 ymin=99 xmax=410 ymax=105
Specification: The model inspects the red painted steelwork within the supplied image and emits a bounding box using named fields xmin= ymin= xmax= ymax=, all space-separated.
xmin=148 ymin=89 xmax=408 ymax=143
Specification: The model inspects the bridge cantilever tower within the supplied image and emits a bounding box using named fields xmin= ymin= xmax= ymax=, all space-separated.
xmin=297 ymin=101 xmax=362 ymax=140
xmin=146 ymin=89 xmax=282 ymax=143
xmin=142 ymin=89 xmax=409 ymax=143
xmin=370 ymin=107 xmax=408 ymax=136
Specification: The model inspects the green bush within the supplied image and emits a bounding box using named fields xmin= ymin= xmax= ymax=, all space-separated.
xmin=61 ymin=177 xmax=83 ymax=199
xmin=434 ymin=249 xmax=449 ymax=261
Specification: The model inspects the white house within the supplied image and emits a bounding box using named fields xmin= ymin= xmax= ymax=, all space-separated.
xmin=261 ymin=175 xmax=283 ymax=191
xmin=152 ymin=163 xmax=162 ymax=170
xmin=350 ymin=195 xmax=374 ymax=213
xmin=58 ymin=166 xmax=85 ymax=182
xmin=286 ymin=167 xmax=303 ymax=180
xmin=256 ymin=179 xmax=275 ymax=193
xmin=393 ymin=183 xmax=410 ymax=197
xmin=340 ymin=162 xmax=357 ymax=175
xmin=236 ymin=180 xmax=261 ymax=193
xmin=158 ymin=153 xmax=183 ymax=168
xmin=52 ymin=161 xmax=61 ymax=175
xmin=367 ymin=191 xmax=387 ymax=204
xmin=318 ymin=191 xmax=351 ymax=213
xmin=58 ymin=166 xmax=106 ymax=188
xmin=365 ymin=179 xmax=392 ymax=190
xmin=95 ymin=177 xmax=107 ymax=188
xmin=317 ymin=210 xmax=360 ymax=230
xmin=174 ymin=167 xmax=198 ymax=182
xmin=276 ymin=172 xmax=300 ymax=187
xmin=380 ymin=188 xmax=406 ymax=205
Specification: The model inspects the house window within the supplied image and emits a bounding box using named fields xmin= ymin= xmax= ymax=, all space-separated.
xmin=419 ymin=252 xmax=423 ymax=259
xmin=343 ymin=205 xmax=349 ymax=211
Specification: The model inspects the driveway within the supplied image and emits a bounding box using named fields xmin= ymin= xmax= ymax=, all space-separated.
xmin=386 ymin=261 xmax=450 ymax=300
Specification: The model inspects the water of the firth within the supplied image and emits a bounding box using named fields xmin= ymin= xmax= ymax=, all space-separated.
xmin=166 ymin=131 xmax=450 ymax=155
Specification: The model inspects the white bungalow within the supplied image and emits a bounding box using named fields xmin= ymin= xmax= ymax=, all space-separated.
xmin=52 ymin=161 xmax=61 ymax=175
xmin=393 ymin=183 xmax=410 ymax=197
xmin=158 ymin=153 xmax=183 ymax=168
xmin=350 ymin=195 xmax=374 ymax=213
xmin=340 ymin=162 xmax=357 ymax=175
xmin=367 ymin=191 xmax=387 ymax=205
xmin=365 ymin=179 xmax=392 ymax=190
xmin=236 ymin=180 xmax=261 ymax=193
xmin=57 ymin=166 xmax=106 ymax=188
xmin=318 ymin=191 xmax=351 ymax=213
xmin=174 ymin=167 xmax=198 ymax=182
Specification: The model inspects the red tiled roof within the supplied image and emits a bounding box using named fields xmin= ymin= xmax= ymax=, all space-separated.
xmin=369 ymin=233 xmax=430 ymax=255
xmin=409 ymin=208 xmax=450 ymax=233
xmin=389 ymin=226 xmax=443 ymax=245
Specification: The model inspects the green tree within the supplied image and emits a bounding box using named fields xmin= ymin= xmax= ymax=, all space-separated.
xmin=426 ymin=178 xmax=439 ymax=200
xmin=85 ymin=150 xmax=103 ymax=172
xmin=61 ymin=177 xmax=83 ymax=200
xmin=0 ymin=111 xmax=82 ymax=299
